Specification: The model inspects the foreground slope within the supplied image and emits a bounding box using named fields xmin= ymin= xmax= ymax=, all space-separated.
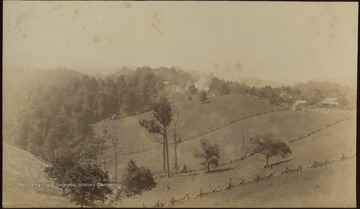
xmin=174 ymin=158 xmax=356 ymax=208
xmin=2 ymin=143 xmax=73 ymax=208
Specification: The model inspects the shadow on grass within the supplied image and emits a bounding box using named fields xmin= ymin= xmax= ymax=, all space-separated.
xmin=201 ymin=100 xmax=212 ymax=104
xmin=208 ymin=167 xmax=235 ymax=173
xmin=178 ymin=167 xmax=235 ymax=176
xmin=265 ymin=158 xmax=297 ymax=168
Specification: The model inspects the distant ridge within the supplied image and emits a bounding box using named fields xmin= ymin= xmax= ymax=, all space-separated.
xmin=240 ymin=77 xmax=282 ymax=88
xmin=103 ymin=66 xmax=134 ymax=78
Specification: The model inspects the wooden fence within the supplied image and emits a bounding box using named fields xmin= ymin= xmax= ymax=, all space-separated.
xmin=146 ymin=152 xmax=356 ymax=208
xmin=116 ymin=107 xmax=289 ymax=157
xmin=288 ymin=116 xmax=353 ymax=143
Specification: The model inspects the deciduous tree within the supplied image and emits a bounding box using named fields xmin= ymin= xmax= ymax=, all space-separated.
xmin=250 ymin=133 xmax=292 ymax=167
xmin=66 ymin=164 xmax=112 ymax=208
xmin=139 ymin=96 xmax=173 ymax=177
xmin=193 ymin=139 xmax=220 ymax=172
xmin=199 ymin=90 xmax=208 ymax=103
xmin=120 ymin=160 xmax=156 ymax=197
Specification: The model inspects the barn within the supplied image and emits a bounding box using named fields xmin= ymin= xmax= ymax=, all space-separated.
xmin=319 ymin=97 xmax=338 ymax=108
xmin=292 ymin=100 xmax=307 ymax=111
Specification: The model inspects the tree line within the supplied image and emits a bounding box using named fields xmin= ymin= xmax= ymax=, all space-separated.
xmin=207 ymin=76 xmax=353 ymax=108
xmin=6 ymin=66 xmax=195 ymax=164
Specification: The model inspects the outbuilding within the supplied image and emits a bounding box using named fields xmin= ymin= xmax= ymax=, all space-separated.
xmin=319 ymin=97 xmax=338 ymax=108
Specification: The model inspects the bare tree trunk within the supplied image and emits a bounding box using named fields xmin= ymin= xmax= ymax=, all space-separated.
xmin=242 ymin=130 xmax=245 ymax=149
xmin=163 ymin=140 xmax=166 ymax=174
xmin=114 ymin=144 xmax=117 ymax=180
xmin=112 ymin=130 xmax=119 ymax=181
xmin=174 ymin=140 xmax=178 ymax=173
xmin=173 ymin=110 xmax=180 ymax=173
xmin=100 ymin=142 xmax=104 ymax=170
xmin=266 ymin=155 xmax=269 ymax=167
xmin=165 ymin=133 xmax=170 ymax=177
xmin=100 ymin=124 xmax=108 ymax=172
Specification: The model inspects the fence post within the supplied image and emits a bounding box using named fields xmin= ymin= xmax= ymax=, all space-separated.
xmin=241 ymin=178 xmax=246 ymax=186
xmin=325 ymin=158 xmax=330 ymax=165
xmin=184 ymin=193 xmax=189 ymax=202
xmin=340 ymin=153 xmax=346 ymax=161
xmin=170 ymin=197 xmax=175 ymax=205
xmin=310 ymin=160 xmax=319 ymax=168
xmin=255 ymin=174 xmax=260 ymax=181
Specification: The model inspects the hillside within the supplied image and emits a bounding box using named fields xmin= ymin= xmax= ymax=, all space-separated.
xmin=95 ymin=94 xmax=286 ymax=174
xmin=95 ymin=93 xmax=354 ymax=178
xmin=113 ymin=115 xmax=356 ymax=207
xmin=173 ymin=157 xmax=356 ymax=208
xmin=2 ymin=143 xmax=73 ymax=208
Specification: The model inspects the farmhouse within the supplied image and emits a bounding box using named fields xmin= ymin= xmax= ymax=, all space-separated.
xmin=292 ymin=100 xmax=307 ymax=111
xmin=319 ymin=97 xmax=338 ymax=108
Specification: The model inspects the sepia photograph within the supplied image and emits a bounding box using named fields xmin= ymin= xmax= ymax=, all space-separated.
xmin=2 ymin=1 xmax=358 ymax=208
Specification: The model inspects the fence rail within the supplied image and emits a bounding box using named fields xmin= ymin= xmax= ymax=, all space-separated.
xmin=302 ymin=108 xmax=355 ymax=114
xmin=113 ymin=108 xmax=289 ymax=157
xmin=107 ymin=108 xmax=352 ymax=160
xmin=145 ymin=152 xmax=355 ymax=208
xmin=288 ymin=116 xmax=353 ymax=143
xmin=152 ymin=115 xmax=353 ymax=180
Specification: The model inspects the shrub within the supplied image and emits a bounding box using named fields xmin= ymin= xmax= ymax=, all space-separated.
xmin=120 ymin=160 xmax=156 ymax=197
xmin=199 ymin=90 xmax=208 ymax=103
xmin=193 ymin=139 xmax=220 ymax=172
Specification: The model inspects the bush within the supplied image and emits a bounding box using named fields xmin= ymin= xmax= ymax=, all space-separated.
xmin=44 ymin=156 xmax=78 ymax=193
xmin=188 ymin=84 xmax=198 ymax=94
xmin=120 ymin=160 xmax=156 ymax=197
xmin=193 ymin=139 xmax=220 ymax=172
xmin=66 ymin=164 xmax=112 ymax=207
xmin=199 ymin=90 xmax=208 ymax=103
xmin=45 ymin=159 xmax=112 ymax=208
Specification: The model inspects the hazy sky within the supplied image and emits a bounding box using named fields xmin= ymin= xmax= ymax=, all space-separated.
xmin=3 ymin=1 xmax=358 ymax=86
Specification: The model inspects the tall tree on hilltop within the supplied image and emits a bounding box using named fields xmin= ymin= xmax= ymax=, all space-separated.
xmin=139 ymin=96 xmax=173 ymax=177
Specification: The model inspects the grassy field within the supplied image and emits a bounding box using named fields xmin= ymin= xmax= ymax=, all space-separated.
xmin=94 ymin=94 xmax=286 ymax=175
xmin=113 ymin=117 xmax=356 ymax=207
xmin=2 ymin=143 xmax=74 ymax=208
xmin=3 ymin=93 xmax=355 ymax=208
xmin=173 ymin=157 xmax=356 ymax=208
xmin=95 ymin=94 xmax=353 ymax=176
xmin=88 ymin=93 xmax=356 ymax=207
